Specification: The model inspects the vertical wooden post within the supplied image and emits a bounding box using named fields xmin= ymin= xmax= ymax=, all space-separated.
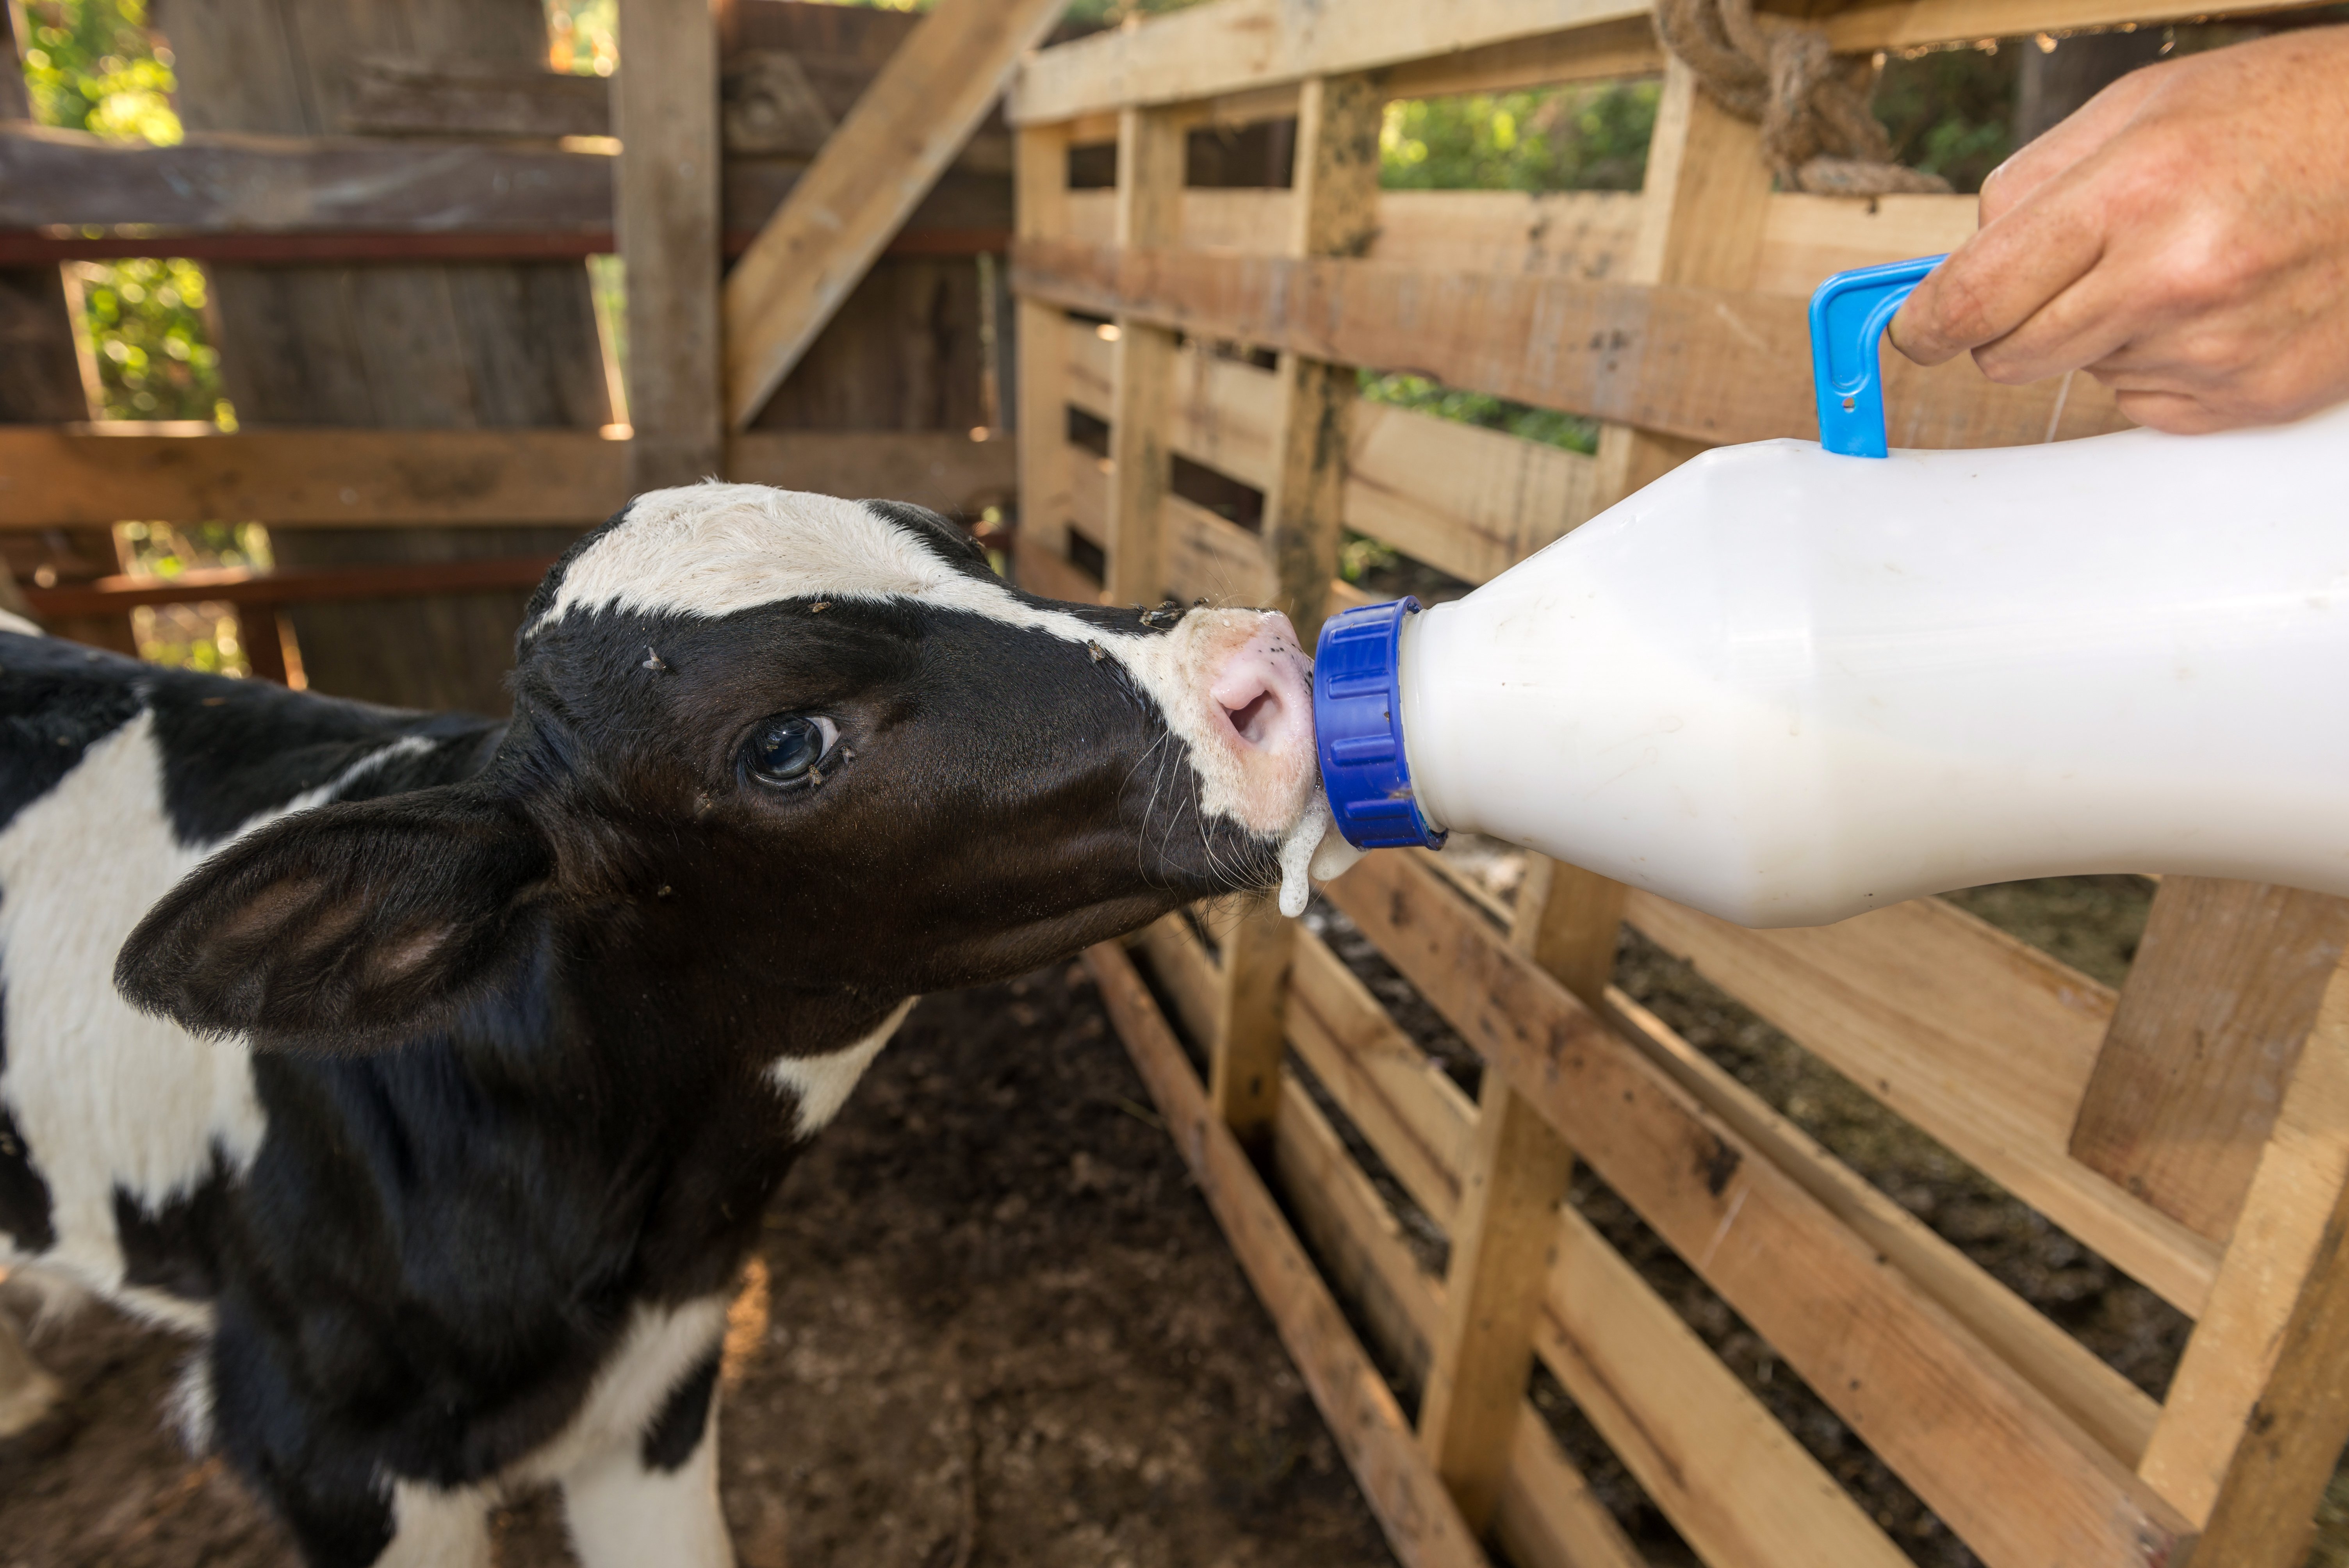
xmin=1013 ymin=121 xmax=1078 ymax=588
xmin=1417 ymin=1075 xmax=1577 ymax=1533
xmin=2139 ymin=955 xmax=2349 ymax=1567
xmin=616 ymin=0 xmax=724 ymax=493
xmin=1103 ymin=106 xmax=1184 ymax=608
xmin=2070 ymin=879 xmax=2349 ymax=1240
xmin=1205 ymin=75 xmax=1383 ymax=1145
xmin=1588 ymin=56 xmax=1774 ymax=508
xmin=1260 ymin=73 xmax=1382 ymax=647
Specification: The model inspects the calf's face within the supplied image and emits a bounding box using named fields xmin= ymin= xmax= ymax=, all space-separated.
xmin=116 ymin=486 xmax=1328 ymax=1052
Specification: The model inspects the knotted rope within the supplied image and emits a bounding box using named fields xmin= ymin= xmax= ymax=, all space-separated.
xmin=1651 ymin=0 xmax=1952 ymax=195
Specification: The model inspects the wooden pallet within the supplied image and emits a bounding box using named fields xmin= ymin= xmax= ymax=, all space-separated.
xmin=1010 ymin=4 xmax=2349 ymax=1565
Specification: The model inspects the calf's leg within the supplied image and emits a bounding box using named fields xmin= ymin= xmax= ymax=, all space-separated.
xmin=560 ymin=1355 xmax=733 ymax=1568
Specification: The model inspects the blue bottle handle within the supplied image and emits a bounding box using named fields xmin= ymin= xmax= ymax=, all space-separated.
xmin=1808 ymin=254 xmax=1947 ymax=458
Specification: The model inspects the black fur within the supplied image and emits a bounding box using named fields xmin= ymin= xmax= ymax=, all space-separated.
xmin=641 ymin=1352 xmax=720 ymax=1472
xmin=7 ymin=499 xmax=1281 ymax=1564
xmin=0 ymin=1006 xmax=54 ymax=1251
xmin=0 ymin=632 xmax=144 ymax=833
xmin=113 ymin=1145 xmax=235 ymax=1300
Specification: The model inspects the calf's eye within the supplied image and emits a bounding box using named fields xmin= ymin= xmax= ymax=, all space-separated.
xmin=745 ymin=715 xmax=839 ymax=787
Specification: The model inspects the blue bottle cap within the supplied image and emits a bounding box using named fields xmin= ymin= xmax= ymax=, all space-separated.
xmin=1314 ymin=597 xmax=1445 ymax=851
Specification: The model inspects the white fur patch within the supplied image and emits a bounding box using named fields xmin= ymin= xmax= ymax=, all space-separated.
xmin=531 ymin=484 xmax=1324 ymax=849
xmin=0 ymin=612 xmax=43 ymax=640
xmin=383 ymin=1478 xmax=495 ymax=1568
xmin=768 ymin=997 xmax=917 ymax=1138
xmin=517 ymin=1295 xmax=730 ymax=1486
xmin=559 ymin=1395 xmax=731 ymax=1568
xmin=0 ymin=715 xmax=449 ymax=1320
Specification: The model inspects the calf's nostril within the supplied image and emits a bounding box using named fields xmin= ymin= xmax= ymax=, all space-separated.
xmin=1227 ymin=689 xmax=1278 ymax=746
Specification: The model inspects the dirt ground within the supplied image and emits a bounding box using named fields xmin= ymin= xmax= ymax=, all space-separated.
xmin=0 ymin=968 xmax=1392 ymax=1568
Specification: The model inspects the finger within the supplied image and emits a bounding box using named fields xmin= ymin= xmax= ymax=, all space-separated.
xmin=2111 ymin=387 xmax=2237 ymax=433
xmin=1889 ymin=180 xmax=2105 ymax=364
xmin=1968 ymin=253 xmax=2153 ymax=385
xmin=1978 ymin=58 xmax=2170 ymax=223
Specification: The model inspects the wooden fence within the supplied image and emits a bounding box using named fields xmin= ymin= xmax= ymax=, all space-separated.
xmin=1007 ymin=3 xmax=2349 ymax=1565
xmin=0 ymin=0 xmax=1026 ymax=710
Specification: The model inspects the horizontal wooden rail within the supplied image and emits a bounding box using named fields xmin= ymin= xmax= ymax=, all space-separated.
xmin=1012 ymin=239 xmax=2130 ymax=451
xmin=21 ymin=556 xmax=561 ymax=618
xmin=1010 ymin=0 xmax=2339 ymax=123
xmin=0 ymin=428 xmax=1014 ymax=529
xmin=0 ymin=226 xmax=1010 ymax=266
xmin=0 ymin=122 xmax=1007 ymax=252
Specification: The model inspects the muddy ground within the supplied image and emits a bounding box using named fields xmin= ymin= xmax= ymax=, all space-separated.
xmin=0 ymin=968 xmax=1390 ymax=1568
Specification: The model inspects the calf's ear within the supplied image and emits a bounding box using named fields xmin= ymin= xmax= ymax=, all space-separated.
xmin=114 ymin=785 xmax=554 ymax=1052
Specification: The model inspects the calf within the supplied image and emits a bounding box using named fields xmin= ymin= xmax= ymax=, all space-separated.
xmin=0 ymin=485 xmax=1334 ymax=1566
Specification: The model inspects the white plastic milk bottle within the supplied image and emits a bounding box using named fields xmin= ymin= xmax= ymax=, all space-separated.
xmin=1312 ymin=257 xmax=2349 ymax=928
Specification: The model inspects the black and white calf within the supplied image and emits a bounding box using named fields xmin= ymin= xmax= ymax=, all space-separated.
xmin=0 ymin=485 xmax=1341 ymax=1566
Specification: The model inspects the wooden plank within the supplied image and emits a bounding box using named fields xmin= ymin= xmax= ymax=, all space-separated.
xmin=338 ymin=57 xmax=611 ymax=138
xmin=0 ymin=120 xmax=616 ymax=234
xmin=727 ymin=430 xmax=1016 ymax=515
xmin=1327 ymin=851 xmax=2199 ymax=1568
xmin=1274 ymin=1065 xmax=1444 ymax=1387
xmin=1383 ymin=14 xmax=1663 ymax=99
xmin=1535 ymin=1203 xmax=1911 ymax=1568
xmin=1512 ymin=858 xmax=1626 ymax=1006
xmin=1163 ymin=493 xmax=1276 ymax=607
xmin=1288 ymin=928 xmax=1477 ymax=1229
xmin=1087 ymin=939 xmax=1491 ymax=1568
xmin=2142 ymin=959 xmax=2349 ymax=1545
xmin=1602 ymin=986 xmax=2160 ymax=1468
xmin=0 ymin=428 xmax=1009 ymax=529
xmin=1103 ymin=107 xmax=1187 ymax=606
xmin=1752 ymin=192 xmax=1980 ymax=299
xmin=1821 ymin=0 xmax=2340 ymax=51
xmin=1257 ymin=72 xmax=1381 ymax=647
xmin=1066 ymin=187 xmax=1642 ymax=281
xmin=21 ymin=554 xmax=558 ymax=617
xmin=1623 ymin=888 xmax=2223 ymax=1315
xmin=1015 ymin=122 xmax=1077 ymax=585
xmin=1009 ymin=0 xmax=1649 ymax=125
xmin=721 ymin=0 xmax=1065 ymax=429
xmin=1009 ymin=240 xmax=2134 ymax=452
xmin=1346 ymin=403 xmax=1601 ymax=586
xmin=617 ymin=0 xmax=722 ymax=491
xmin=1419 ymin=1077 xmax=1576 ymax=1531
xmin=2071 ymin=879 xmax=2349 ymax=1242
xmin=1137 ymin=912 xmax=1221 ymax=1047
xmin=1273 ymin=1068 xmax=1648 ymax=1568
xmin=1588 ymin=57 xmax=1770 ymax=510
xmin=1494 ymin=1411 xmax=1652 ymax=1568
xmin=1210 ymin=897 xmax=1296 ymax=1142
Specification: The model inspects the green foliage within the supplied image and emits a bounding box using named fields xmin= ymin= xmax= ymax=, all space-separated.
xmin=1358 ymin=371 xmax=1600 ymax=456
xmin=1873 ymin=43 xmax=2018 ymax=194
xmin=17 ymin=0 xmax=232 ymax=423
xmin=72 ymin=257 xmax=228 ymax=421
xmin=544 ymin=0 xmax=617 ymax=73
xmin=16 ymin=0 xmax=179 ymax=142
xmin=1381 ymin=80 xmax=1659 ymax=193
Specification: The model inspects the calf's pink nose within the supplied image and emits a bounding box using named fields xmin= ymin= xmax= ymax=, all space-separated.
xmin=1209 ymin=612 xmax=1314 ymax=756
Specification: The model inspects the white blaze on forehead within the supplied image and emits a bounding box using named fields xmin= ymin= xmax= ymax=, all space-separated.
xmin=533 ymin=482 xmax=1322 ymax=844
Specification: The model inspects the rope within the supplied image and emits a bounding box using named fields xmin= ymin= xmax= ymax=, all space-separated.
xmin=1651 ymin=0 xmax=1952 ymax=196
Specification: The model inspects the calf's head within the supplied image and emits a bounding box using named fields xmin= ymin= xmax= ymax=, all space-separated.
xmin=117 ymin=486 xmax=1330 ymax=1055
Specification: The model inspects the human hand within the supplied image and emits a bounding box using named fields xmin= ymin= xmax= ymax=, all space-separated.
xmin=1889 ymin=27 xmax=2349 ymax=433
